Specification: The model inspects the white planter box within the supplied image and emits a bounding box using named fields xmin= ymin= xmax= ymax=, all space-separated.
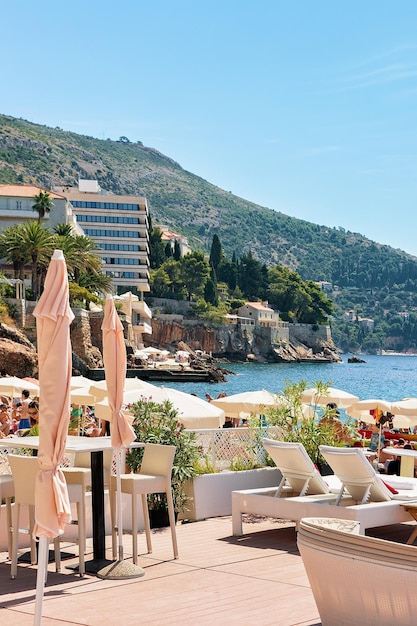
xmin=179 ymin=467 xmax=282 ymax=521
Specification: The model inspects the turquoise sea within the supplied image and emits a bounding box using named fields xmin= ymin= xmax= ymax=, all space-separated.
xmin=153 ymin=355 xmax=417 ymax=403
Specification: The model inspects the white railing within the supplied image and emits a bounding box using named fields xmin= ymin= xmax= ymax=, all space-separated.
xmin=187 ymin=426 xmax=282 ymax=471
xmin=0 ymin=426 xmax=282 ymax=476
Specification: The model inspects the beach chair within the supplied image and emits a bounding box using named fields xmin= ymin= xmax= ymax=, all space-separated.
xmin=232 ymin=439 xmax=343 ymax=536
xmin=232 ymin=442 xmax=417 ymax=537
xmin=319 ymin=445 xmax=417 ymax=504
xmin=298 ymin=516 xmax=417 ymax=626
xmin=262 ymin=438 xmax=341 ymax=496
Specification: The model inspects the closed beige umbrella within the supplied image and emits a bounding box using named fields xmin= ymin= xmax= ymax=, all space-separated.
xmin=96 ymin=294 xmax=144 ymax=579
xmin=32 ymin=250 xmax=74 ymax=625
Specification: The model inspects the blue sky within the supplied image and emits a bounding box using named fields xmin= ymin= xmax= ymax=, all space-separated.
xmin=3 ymin=1 xmax=417 ymax=255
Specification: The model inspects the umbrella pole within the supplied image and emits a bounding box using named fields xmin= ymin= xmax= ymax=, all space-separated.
xmin=34 ymin=536 xmax=49 ymax=626
xmin=377 ymin=422 xmax=383 ymax=464
xmin=96 ymin=448 xmax=145 ymax=580
xmin=116 ymin=448 xmax=124 ymax=561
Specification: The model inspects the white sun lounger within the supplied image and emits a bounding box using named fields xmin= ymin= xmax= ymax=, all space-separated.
xmin=262 ymin=438 xmax=341 ymax=497
xmin=298 ymin=516 xmax=417 ymax=626
xmin=232 ymin=441 xmax=417 ymax=536
xmin=319 ymin=445 xmax=417 ymax=504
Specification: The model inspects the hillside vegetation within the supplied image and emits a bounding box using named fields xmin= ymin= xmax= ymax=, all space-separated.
xmin=1 ymin=113 xmax=417 ymax=353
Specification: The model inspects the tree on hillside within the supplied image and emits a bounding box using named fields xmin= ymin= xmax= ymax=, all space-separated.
xmin=179 ymin=251 xmax=210 ymax=300
xmin=162 ymin=259 xmax=184 ymax=297
xmin=150 ymin=266 xmax=171 ymax=298
xmin=173 ymin=240 xmax=181 ymax=261
xmin=238 ymin=250 xmax=265 ymax=300
xmin=204 ymin=278 xmax=218 ymax=306
xmin=209 ymin=234 xmax=223 ymax=271
xmin=149 ymin=227 xmax=166 ymax=269
xmin=164 ymin=242 xmax=173 ymax=259
xmin=266 ymin=266 xmax=333 ymax=323
xmin=32 ymin=190 xmax=54 ymax=222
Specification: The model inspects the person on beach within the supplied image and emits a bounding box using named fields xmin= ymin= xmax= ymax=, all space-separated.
xmin=319 ymin=403 xmax=351 ymax=443
xmin=18 ymin=389 xmax=31 ymax=429
xmin=0 ymin=403 xmax=11 ymax=437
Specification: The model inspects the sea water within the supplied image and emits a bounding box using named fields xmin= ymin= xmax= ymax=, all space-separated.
xmin=152 ymin=355 xmax=417 ymax=403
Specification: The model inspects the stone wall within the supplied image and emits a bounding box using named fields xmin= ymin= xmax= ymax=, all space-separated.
xmin=288 ymin=323 xmax=332 ymax=350
xmin=70 ymin=308 xmax=102 ymax=368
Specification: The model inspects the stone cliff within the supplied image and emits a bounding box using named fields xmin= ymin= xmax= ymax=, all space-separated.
xmin=0 ymin=324 xmax=38 ymax=377
xmin=0 ymin=306 xmax=340 ymax=379
xmin=149 ymin=316 xmax=341 ymax=363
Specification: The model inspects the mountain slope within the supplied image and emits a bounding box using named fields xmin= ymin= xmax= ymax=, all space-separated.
xmin=1 ymin=113 xmax=415 ymax=285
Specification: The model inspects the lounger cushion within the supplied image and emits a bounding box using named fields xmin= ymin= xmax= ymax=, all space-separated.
xmin=384 ymin=475 xmax=416 ymax=490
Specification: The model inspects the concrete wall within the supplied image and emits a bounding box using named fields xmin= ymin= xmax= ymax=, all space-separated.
xmin=289 ymin=323 xmax=332 ymax=348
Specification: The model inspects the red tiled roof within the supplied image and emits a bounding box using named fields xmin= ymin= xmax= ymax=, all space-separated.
xmin=0 ymin=184 xmax=65 ymax=199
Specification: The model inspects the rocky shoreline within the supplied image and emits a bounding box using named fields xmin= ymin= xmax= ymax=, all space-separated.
xmin=0 ymin=309 xmax=342 ymax=380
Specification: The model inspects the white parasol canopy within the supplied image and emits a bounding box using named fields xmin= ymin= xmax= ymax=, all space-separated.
xmin=210 ymin=389 xmax=283 ymax=418
xmin=95 ymin=386 xmax=225 ymax=429
xmin=89 ymin=377 xmax=155 ymax=402
xmin=70 ymin=375 xmax=94 ymax=390
xmin=301 ymin=387 xmax=359 ymax=409
xmin=70 ymin=387 xmax=96 ymax=405
xmin=345 ymin=399 xmax=392 ymax=420
xmin=0 ymin=376 xmax=39 ymax=398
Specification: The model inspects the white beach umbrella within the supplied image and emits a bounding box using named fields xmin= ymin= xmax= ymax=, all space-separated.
xmin=0 ymin=376 xmax=39 ymax=398
xmin=345 ymin=399 xmax=392 ymax=419
xmin=70 ymin=375 xmax=94 ymax=390
xmin=70 ymin=387 xmax=96 ymax=405
xmin=95 ymin=386 xmax=225 ymax=429
xmin=391 ymin=398 xmax=417 ymax=424
xmin=301 ymin=387 xmax=359 ymax=409
xmin=210 ymin=389 xmax=283 ymax=417
xmin=143 ymin=346 xmax=163 ymax=355
xmin=89 ymin=377 xmax=155 ymax=402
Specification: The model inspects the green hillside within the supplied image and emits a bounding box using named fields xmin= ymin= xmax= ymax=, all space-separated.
xmin=1 ymin=113 xmax=417 ymax=352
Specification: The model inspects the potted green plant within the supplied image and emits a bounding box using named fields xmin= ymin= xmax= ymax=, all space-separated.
xmin=125 ymin=399 xmax=200 ymax=526
xmin=262 ymin=380 xmax=356 ymax=471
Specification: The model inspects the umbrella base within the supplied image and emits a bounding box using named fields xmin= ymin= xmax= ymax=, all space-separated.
xmin=96 ymin=559 xmax=146 ymax=580
xmin=19 ymin=549 xmax=75 ymax=563
xmin=66 ymin=558 xmax=114 ymax=575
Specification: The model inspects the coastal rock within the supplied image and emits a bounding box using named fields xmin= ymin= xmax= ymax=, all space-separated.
xmin=0 ymin=337 xmax=38 ymax=378
xmin=0 ymin=323 xmax=35 ymax=349
xmin=348 ymin=356 xmax=366 ymax=363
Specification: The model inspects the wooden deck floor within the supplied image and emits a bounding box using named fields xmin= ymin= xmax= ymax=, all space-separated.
xmin=1 ymin=515 xmax=415 ymax=626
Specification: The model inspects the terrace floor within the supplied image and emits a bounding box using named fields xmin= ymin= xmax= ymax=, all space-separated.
xmin=1 ymin=515 xmax=415 ymax=626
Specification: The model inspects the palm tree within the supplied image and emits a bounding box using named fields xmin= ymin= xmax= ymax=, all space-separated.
xmin=78 ymin=269 xmax=113 ymax=294
xmin=18 ymin=222 xmax=55 ymax=300
xmin=32 ymin=190 xmax=54 ymax=222
xmin=0 ymin=224 xmax=30 ymax=281
xmin=53 ymin=223 xmax=75 ymax=237
xmin=70 ymin=235 xmax=103 ymax=284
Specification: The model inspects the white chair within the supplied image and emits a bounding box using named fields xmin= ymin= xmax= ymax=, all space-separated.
xmin=8 ymin=454 xmax=85 ymax=578
xmin=62 ymin=447 xmax=113 ymax=551
xmin=0 ymin=473 xmax=14 ymax=560
xmin=110 ymin=443 xmax=178 ymax=564
xmin=71 ymin=448 xmax=114 ymax=488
